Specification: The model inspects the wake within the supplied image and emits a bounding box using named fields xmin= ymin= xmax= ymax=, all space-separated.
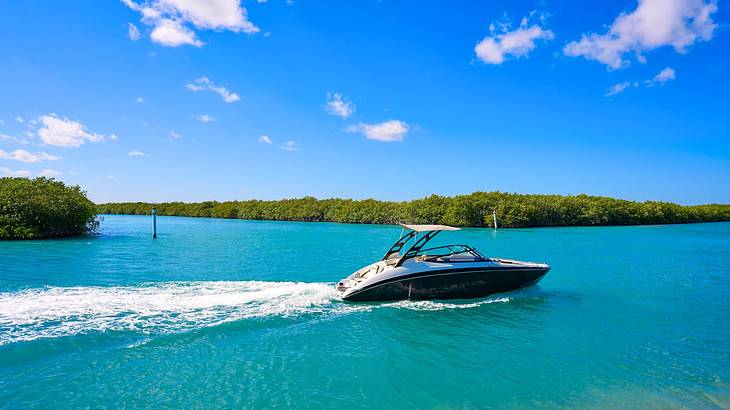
xmin=0 ymin=281 xmax=510 ymax=345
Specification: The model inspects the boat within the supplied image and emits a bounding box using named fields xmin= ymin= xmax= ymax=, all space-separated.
xmin=336 ymin=224 xmax=550 ymax=302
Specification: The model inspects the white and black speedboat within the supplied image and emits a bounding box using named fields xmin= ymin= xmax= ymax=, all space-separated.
xmin=337 ymin=224 xmax=550 ymax=302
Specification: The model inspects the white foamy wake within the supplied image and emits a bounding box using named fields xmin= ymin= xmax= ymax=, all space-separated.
xmin=0 ymin=281 xmax=366 ymax=345
xmin=0 ymin=281 xmax=511 ymax=345
xmin=385 ymin=297 xmax=511 ymax=311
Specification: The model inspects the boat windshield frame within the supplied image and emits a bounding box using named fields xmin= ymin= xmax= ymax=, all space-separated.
xmin=382 ymin=229 xmax=419 ymax=261
xmin=382 ymin=226 xmax=484 ymax=267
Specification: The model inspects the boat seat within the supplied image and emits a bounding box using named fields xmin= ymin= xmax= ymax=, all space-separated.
xmin=385 ymin=253 xmax=401 ymax=266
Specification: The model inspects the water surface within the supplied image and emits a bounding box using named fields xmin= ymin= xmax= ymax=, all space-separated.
xmin=1 ymin=215 xmax=729 ymax=408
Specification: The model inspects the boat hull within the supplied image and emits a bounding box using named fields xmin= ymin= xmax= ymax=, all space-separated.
xmin=341 ymin=267 xmax=549 ymax=302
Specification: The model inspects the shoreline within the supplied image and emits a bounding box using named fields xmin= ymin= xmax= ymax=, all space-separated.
xmin=96 ymin=192 xmax=730 ymax=229
xmin=97 ymin=212 xmax=730 ymax=230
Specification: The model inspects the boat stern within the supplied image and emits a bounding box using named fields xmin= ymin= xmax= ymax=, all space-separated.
xmin=335 ymin=261 xmax=388 ymax=300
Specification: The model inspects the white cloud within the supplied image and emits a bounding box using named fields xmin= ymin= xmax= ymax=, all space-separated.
xmin=39 ymin=169 xmax=62 ymax=178
xmin=128 ymin=150 xmax=148 ymax=157
xmin=122 ymin=0 xmax=259 ymax=47
xmin=0 ymin=134 xmax=29 ymax=145
xmin=259 ymin=135 xmax=272 ymax=144
xmin=324 ymin=92 xmax=355 ymax=118
xmin=135 ymin=96 xmax=144 ymax=104
xmin=186 ymin=77 xmax=240 ymax=103
xmin=193 ymin=114 xmax=215 ymax=122
xmin=0 ymin=149 xmax=61 ymax=163
xmin=36 ymin=114 xmax=106 ymax=147
xmin=475 ymin=14 xmax=554 ymax=65
xmin=280 ymin=140 xmax=299 ymax=151
xmin=0 ymin=167 xmax=32 ymax=177
xmin=646 ymin=67 xmax=676 ymax=86
xmin=106 ymin=175 xmax=116 ymax=179
xmin=605 ymin=81 xmax=638 ymax=97
xmin=564 ymin=0 xmax=717 ymax=69
xmin=169 ymin=130 xmax=183 ymax=140
xmin=151 ymin=18 xmax=203 ymax=47
xmin=604 ymin=68 xmax=676 ymax=96
xmin=14 ymin=115 xmax=23 ymax=123
xmin=347 ymin=120 xmax=409 ymax=142
xmin=128 ymin=22 xmax=141 ymax=40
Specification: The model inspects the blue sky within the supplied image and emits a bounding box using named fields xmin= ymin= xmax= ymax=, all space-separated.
xmin=0 ymin=0 xmax=728 ymax=204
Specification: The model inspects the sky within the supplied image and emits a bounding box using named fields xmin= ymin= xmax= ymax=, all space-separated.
xmin=0 ymin=0 xmax=728 ymax=205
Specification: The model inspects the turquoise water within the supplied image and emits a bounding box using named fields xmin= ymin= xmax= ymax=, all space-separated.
xmin=1 ymin=215 xmax=729 ymax=408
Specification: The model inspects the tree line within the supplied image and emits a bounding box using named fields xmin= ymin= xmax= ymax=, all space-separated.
xmin=97 ymin=192 xmax=730 ymax=228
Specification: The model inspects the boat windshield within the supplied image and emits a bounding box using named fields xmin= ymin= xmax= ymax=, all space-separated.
xmin=383 ymin=225 xmax=489 ymax=267
xmin=415 ymin=244 xmax=488 ymax=262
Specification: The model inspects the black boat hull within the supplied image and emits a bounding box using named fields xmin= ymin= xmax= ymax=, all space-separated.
xmin=342 ymin=267 xmax=549 ymax=302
